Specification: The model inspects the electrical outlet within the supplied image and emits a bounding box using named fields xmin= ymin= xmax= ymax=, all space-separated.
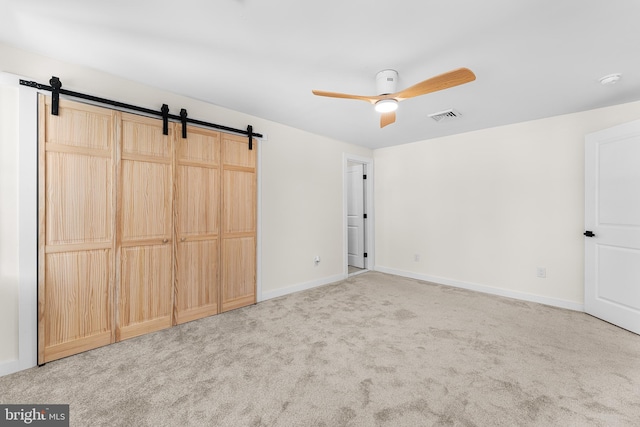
xmin=536 ymin=267 xmax=546 ymax=278
xmin=414 ymin=254 xmax=420 ymax=262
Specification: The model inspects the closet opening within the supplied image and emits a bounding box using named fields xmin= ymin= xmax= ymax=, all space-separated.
xmin=344 ymin=155 xmax=374 ymax=277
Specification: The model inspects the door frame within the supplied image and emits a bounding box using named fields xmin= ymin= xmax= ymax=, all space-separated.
xmin=0 ymin=72 xmax=38 ymax=375
xmin=346 ymin=162 xmax=365 ymax=269
xmin=343 ymin=153 xmax=374 ymax=276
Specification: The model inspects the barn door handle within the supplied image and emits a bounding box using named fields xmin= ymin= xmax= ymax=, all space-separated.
xmin=163 ymin=238 xmax=169 ymax=243
xmin=583 ymin=230 xmax=595 ymax=237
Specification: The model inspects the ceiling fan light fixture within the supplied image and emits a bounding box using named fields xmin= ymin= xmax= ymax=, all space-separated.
xmin=311 ymin=67 xmax=475 ymax=128
xmin=374 ymin=99 xmax=398 ymax=113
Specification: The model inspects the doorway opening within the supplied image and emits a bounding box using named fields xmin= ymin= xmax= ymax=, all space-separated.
xmin=344 ymin=154 xmax=374 ymax=277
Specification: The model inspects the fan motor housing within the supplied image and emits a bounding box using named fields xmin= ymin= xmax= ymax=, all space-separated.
xmin=376 ymin=69 xmax=398 ymax=95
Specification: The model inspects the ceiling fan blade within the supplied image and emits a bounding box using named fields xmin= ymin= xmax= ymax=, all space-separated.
xmin=380 ymin=111 xmax=396 ymax=128
xmin=312 ymin=89 xmax=383 ymax=104
xmin=394 ymin=67 xmax=476 ymax=101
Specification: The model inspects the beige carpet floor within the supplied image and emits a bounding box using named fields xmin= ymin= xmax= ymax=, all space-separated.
xmin=1 ymin=272 xmax=639 ymax=426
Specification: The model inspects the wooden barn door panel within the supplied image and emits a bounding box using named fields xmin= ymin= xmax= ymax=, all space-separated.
xmin=45 ymin=152 xmax=112 ymax=246
xmin=175 ymin=239 xmax=219 ymax=323
xmin=43 ymin=250 xmax=112 ymax=361
xmin=116 ymin=113 xmax=173 ymax=340
xmin=221 ymin=237 xmax=256 ymax=311
xmin=38 ymin=95 xmax=116 ymax=364
xmin=220 ymin=134 xmax=256 ymax=312
xmin=119 ymin=245 xmax=173 ymax=339
xmin=174 ymin=128 xmax=220 ymax=324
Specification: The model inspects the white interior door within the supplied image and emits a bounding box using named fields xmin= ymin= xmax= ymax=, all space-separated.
xmin=585 ymin=120 xmax=640 ymax=335
xmin=347 ymin=163 xmax=365 ymax=268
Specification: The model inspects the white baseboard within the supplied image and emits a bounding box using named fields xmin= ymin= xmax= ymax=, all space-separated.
xmin=0 ymin=359 xmax=21 ymax=377
xmin=374 ymin=266 xmax=584 ymax=312
xmin=260 ymin=273 xmax=346 ymax=302
xmin=0 ymin=360 xmax=17 ymax=377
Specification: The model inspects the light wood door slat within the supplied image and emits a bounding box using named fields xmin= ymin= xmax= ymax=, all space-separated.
xmin=223 ymin=165 xmax=256 ymax=173
xmin=44 ymin=143 xmax=111 ymax=158
xmin=45 ymin=242 xmax=112 ymax=253
xmin=121 ymin=152 xmax=172 ymax=165
xmin=120 ymin=238 xmax=172 ymax=248
xmin=179 ymin=234 xmax=219 ymax=243
xmin=118 ymin=317 xmax=172 ymax=341
xmin=44 ymin=332 xmax=112 ymax=363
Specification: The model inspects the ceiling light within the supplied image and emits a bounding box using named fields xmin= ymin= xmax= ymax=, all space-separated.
xmin=374 ymin=99 xmax=398 ymax=113
xmin=599 ymin=73 xmax=622 ymax=85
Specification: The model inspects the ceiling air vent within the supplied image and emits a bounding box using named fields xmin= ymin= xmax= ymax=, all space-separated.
xmin=428 ymin=109 xmax=462 ymax=123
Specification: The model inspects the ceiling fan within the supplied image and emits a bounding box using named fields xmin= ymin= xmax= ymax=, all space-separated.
xmin=312 ymin=67 xmax=476 ymax=128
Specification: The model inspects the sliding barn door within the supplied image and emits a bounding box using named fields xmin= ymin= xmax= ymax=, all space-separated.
xmin=117 ymin=113 xmax=174 ymax=340
xmin=221 ymin=134 xmax=257 ymax=312
xmin=174 ymin=127 xmax=221 ymax=324
xmin=38 ymin=96 xmax=116 ymax=364
xmin=39 ymin=96 xmax=258 ymax=361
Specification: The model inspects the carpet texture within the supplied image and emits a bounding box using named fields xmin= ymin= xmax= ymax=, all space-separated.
xmin=1 ymin=272 xmax=639 ymax=426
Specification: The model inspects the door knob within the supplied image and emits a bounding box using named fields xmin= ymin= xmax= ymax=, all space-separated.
xmin=181 ymin=238 xmax=186 ymax=242
xmin=583 ymin=230 xmax=595 ymax=237
xmin=163 ymin=238 xmax=169 ymax=243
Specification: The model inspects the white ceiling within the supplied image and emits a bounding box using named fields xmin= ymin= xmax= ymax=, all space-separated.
xmin=2 ymin=0 xmax=640 ymax=149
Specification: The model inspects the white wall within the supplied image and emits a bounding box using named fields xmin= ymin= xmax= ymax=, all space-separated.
xmin=260 ymin=126 xmax=371 ymax=297
xmin=375 ymin=100 xmax=640 ymax=309
xmin=0 ymin=43 xmax=372 ymax=375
